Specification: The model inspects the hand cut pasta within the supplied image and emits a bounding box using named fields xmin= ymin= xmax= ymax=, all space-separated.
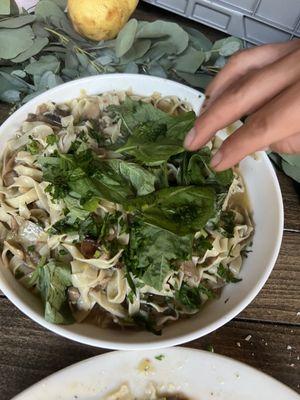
xmin=0 ymin=90 xmax=253 ymax=333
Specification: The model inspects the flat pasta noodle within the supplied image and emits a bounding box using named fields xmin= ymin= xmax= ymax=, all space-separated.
xmin=0 ymin=90 xmax=254 ymax=332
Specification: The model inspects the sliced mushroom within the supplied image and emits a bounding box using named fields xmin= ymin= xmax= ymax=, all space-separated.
xmin=79 ymin=238 xmax=98 ymax=259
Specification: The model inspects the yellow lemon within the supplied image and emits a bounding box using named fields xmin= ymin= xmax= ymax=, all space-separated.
xmin=68 ymin=0 xmax=139 ymax=41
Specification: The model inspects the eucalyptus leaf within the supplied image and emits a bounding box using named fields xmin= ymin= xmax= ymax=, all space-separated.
xmin=25 ymin=55 xmax=60 ymax=75
xmin=280 ymin=154 xmax=300 ymax=168
xmin=32 ymin=21 xmax=50 ymax=38
xmin=115 ymin=18 xmax=138 ymax=57
xmin=141 ymin=41 xmax=177 ymax=63
xmin=37 ymin=71 xmax=63 ymax=91
xmin=52 ymin=0 xmax=67 ymax=10
xmin=124 ymin=62 xmax=139 ymax=74
xmin=282 ymin=160 xmax=300 ymax=183
xmin=65 ymin=50 xmax=79 ymax=69
xmin=11 ymin=37 xmax=49 ymax=63
xmin=0 ymin=14 xmax=35 ymax=28
xmin=0 ymin=70 xmax=32 ymax=90
xmin=147 ymin=62 xmax=166 ymax=78
xmin=62 ymin=67 xmax=78 ymax=79
xmin=35 ymin=0 xmax=68 ymax=28
xmin=120 ymin=39 xmax=151 ymax=64
xmin=76 ymin=52 xmax=89 ymax=68
xmin=174 ymin=46 xmax=205 ymax=73
xmin=0 ymin=89 xmax=20 ymax=102
xmin=0 ymin=25 xmax=33 ymax=59
xmin=213 ymin=37 xmax=243 ymax=57
xmin=95 ymin=55 xmax=114 ymax=66
xmin=214 ymin=55 xmax=226 ymax=68
xmin=184 ymin=26 xmax=212 ymax=51
xmin=22 ymin=91 xmax=43 ymax=103
xmin=11 ymin=69 xmax=26 ymax=78
xmin=0 ymin=0 xmax=10 ymax=15
xmin=136 ymin=20 xmax=189 ymax=54
xmin=175 ymin=71 xmax=213 ymax=89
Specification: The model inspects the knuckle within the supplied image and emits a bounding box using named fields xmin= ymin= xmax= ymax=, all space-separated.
xmin=228 ymin=49 xmax=248 ymax=66
xmin=247 ymin=115 xmax=270 ymax=138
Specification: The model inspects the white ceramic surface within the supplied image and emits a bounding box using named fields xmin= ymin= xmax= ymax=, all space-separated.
xmin=12 ymin=348 xmax=299 ymax=400
xmin=0 ymin=74 xmax=284 ymax=350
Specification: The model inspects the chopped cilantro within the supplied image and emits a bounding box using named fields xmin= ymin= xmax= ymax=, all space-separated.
xmin=27 ymin=245 xmax=35 ymax=252
xmin=155 ymin=354 xmax=165 ymax=361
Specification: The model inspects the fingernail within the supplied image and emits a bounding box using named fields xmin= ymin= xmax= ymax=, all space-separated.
xmin=184 ymin=127 xmax=197 ymax=149
xmin=210 ymin=151 xmax=223 ymax=168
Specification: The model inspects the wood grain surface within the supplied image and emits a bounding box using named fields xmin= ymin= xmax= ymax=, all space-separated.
xmin=0 ymin=3 xmax=299 ymax=399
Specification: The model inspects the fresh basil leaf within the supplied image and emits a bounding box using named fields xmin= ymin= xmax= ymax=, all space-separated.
xmin=178 ymin=147 xmax=233 ymax=188
xmin=125 ymin=186 xmax=216 ymax=236
xmin=142 ymin=256 xmax=170 ymax=291
xmin=107 ymin=159 xmax=156 ymax=196
xmin=37 ymin=261 xmax=74 ymax=324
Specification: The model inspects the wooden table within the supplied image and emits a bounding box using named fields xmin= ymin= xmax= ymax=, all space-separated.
xmin=0 ymin=3 xmax=299 ymax=399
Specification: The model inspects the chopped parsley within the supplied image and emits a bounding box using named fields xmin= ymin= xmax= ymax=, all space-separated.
xmin=217 ymin=264 xmax=242 ymax=283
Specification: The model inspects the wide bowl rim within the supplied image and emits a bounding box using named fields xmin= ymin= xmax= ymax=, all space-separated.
xmin=0 ymin=74 xmax=284 ymax=350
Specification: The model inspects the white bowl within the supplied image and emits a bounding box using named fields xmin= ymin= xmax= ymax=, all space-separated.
xmin=0 ymin=74 xmax=283 ymax=350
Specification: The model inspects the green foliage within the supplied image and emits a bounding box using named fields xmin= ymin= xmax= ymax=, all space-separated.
xmin=26 ymin=258 xmax=74 ymax=324
xmin=0 ymin=4 xmax=244 ymax=104
xmin=217 ymin=264 xmax=242 ymax=283
xmin=124 ymin=220 xmax=192 ymax=290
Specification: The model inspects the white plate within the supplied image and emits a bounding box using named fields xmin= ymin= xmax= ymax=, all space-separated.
xmin=12 ymin=348 xmax=299 ymax=400
xmin=0 ymin=74 xmax=284 ymax=350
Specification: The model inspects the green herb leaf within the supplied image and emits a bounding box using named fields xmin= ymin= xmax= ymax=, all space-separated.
xmin=217 ymin=264 xmax=242 ymax=283
xmin=176 ymin=283 xmax=202 ymax=311
xmin=37 ymin=261 xmax=74 ymax=324
xmin=107 ymin=159 xmax=156 ymax=196
xmin=124 ymin=220 xmax=192 ymax=286
xmin=125 ymin=186 xmax=216 ymax=236
xmin=142 ymin=256 xmax=170 ymax=291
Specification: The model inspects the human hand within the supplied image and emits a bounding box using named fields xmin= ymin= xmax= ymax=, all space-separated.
xmin=184 ymin=40 xmax=300 ymax=171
